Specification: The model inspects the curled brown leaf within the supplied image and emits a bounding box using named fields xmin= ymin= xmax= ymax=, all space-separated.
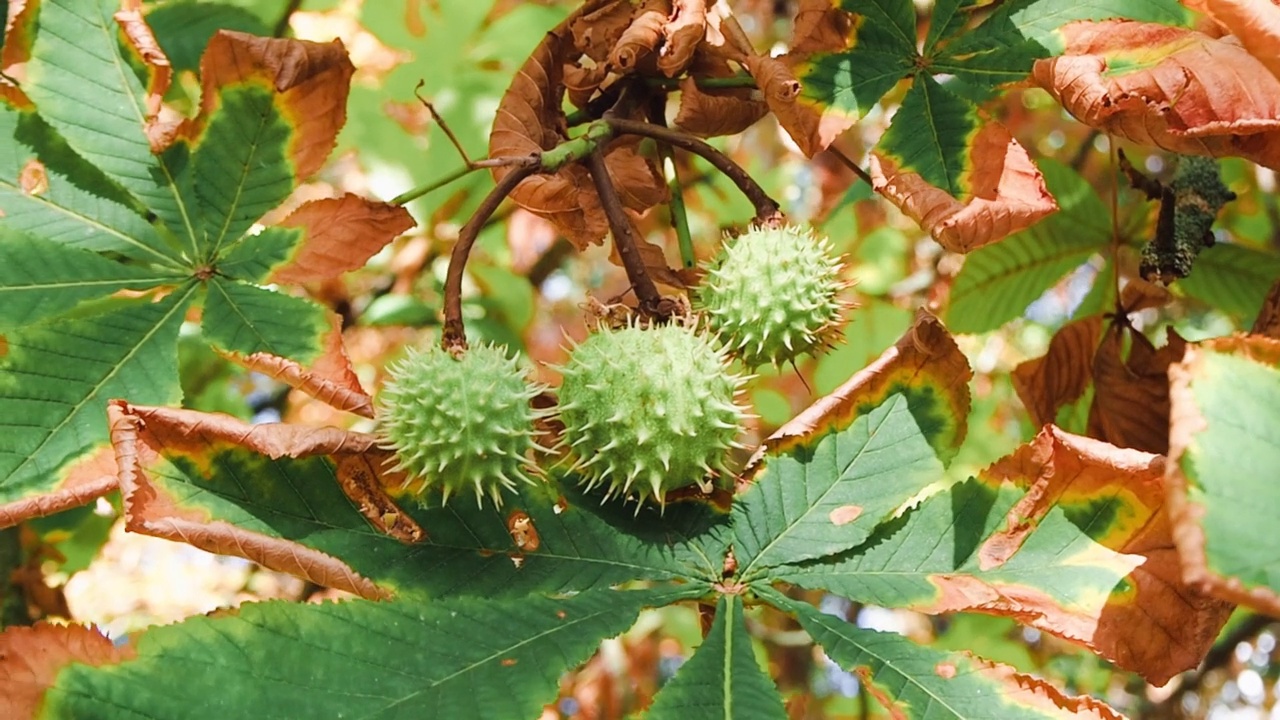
xmin=610 ymin=0 xmax=670 ymax=73
xmin=271 ymin=194 xmax=416 ymax=285
xmin=1033 ymin=21 xmax=1280 ymax=169
xmin=674 ymin=74 xmax=768 ymax=138
xmin=1088 ymin=323 xmax=1186 ymax=455
xmin=1012 ymin=316 xmax=1104 ymax=427
xmin=114 ymin=0 xmax=174 ymax=153
xmin=658 ymin=0 xmax=708 ymax=77
xmin=1206 ymin=0 xmax=1280 ymax=80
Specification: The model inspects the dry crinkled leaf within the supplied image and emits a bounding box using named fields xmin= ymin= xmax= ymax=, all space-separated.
xmin=1013 ymin=316 xmax=1103 ymax=427
xmin=958 ymin=653 xmax=1125 ymax=720
xmin=1033 ymin=21 xmax=1280 ymax=169
xmin=658 ymin=0 xmax=708 ymax=77
xmin=1088 ymin=323 xmax=1187 ymax=455
xmin=611 ymin=0 xmax=669 ymax=72
xmin=271 ymin=194 xmax=416 ymax=285
xmin=743 ymin=53 xmax=856 ymax=158
xmin=0 ymin=623 xmax=133 ymax=719
xmin=199 ymin=31 xmax=355 ymax=181
xmin=978 ymin=427 xmax=1234 ymax=684
xmin=870 ymin=123 xmax=1058 ymax=253
xmin=744 ymin=309 xmax=972 ymax=481
xmin=218 ymin=314 xmax=373 ymax=418
xmin=115 ymin=0 xmax=173 ymax=153
xmin=0 ymin=448 xmax=118 ymax=528
xmin=1252 ymin=279 xmax=1280 ymax=337
xmin=1206 ymin=0 xmax=1280 ymax=80
xmin=674 ymin=68 xmax=768 ymax=138
xmin=109 ymin=401 xmax=405 ymax=598
xmin=569 ymin=0 xmax=635 ymax=64
xmin=490 ymin=11 xmax=666 ymax=248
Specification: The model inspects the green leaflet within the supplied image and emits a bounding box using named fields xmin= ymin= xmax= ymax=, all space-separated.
xmin=0 ymin=101 xmax=181 ymax=267
xmin=878 ymin=76 xmax=977 ymax=197
xmin=24 ymin=0 xmax=201 ymax=255
xmin=42 ymin=585 xmax=705 ymax=720
xmin=0 ymin=286 xmax=193 ymax=505
xmin=760 ymin=587 xmax=1107 ymax=719
xmin=201 ymin=278 xmax=330 ymax=363
xmin=732 ymin=394 xmax=945 ymax=580
xmin=192 ymin=83 xmax=295 ymax=259
xmin=1178 ymin=243 xmax=1280 ymax=326
xmin=131 ymin=432 xmax=728 ymax=598
xmin=216 ymin=226 xmax=303 ymax=282
xmin=947 ymin=160 xmax=1110 ymax=333
xmin=647 ymin=595 xmax=787 ymax=720
xmin=1174 ymin=346 xmax=1280 ymax=608
xmin=796 ymin=0 xmax=914 ymax=121
xmin=0 ymin=230 xmax=182 ymax=327
xmin=145 ymin=2 xmax=269 ymax=73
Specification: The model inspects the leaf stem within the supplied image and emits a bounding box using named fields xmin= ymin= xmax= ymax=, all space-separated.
xmin=271 ymin=0 xmax=302 ymax=37
xmin=441 ymin=163 xmax=540 ymax=350
xmin=413 ymin=81 xmax=474 ymax=166
xmin=643 ymin=75 xmax=758 ymax=90
xmin=391 ymin=157 xmax=537 ymax=206
xmin=586 ymin=149 xmax=664 ymax=315
xmin=828 ymin=146 xmax=876 ymax=189
xmin=605 ymin=118 xmax=781 ymax=224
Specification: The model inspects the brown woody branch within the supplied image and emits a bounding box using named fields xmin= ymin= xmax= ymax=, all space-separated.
xmin=605 ymin=118 xmax=781 ymax=224
xmin=585 ymin=149 xmax=664 ymax=316
xmin=441 ymin=161 xmax=540 ymax=351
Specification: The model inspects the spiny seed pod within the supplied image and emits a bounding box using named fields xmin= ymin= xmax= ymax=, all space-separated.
xmin=556 ymin=322 xmax=747 ymax=508
xmin=698 ymin=224 xmax=850 ymax=368
xmin=377 ymin=343 xmax=547 ymax=508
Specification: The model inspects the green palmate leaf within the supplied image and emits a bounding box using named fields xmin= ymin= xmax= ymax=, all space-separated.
xmin=201 ymin=277 xmax=329 ymax=363
xmin=947 ymin=160 xmax=1110 ymax=333
xmin=0 ymin=101 xmax=181 ymax=267
xmin=39 ymin=585 xmax=704 ymax=719
xmin=1178 ymin=243 xmax=1280 ymax=326
xmin=0 ymin=230 xmax=182 ymax=327
xmin=116 ymin=406 xmax=728 ymax=599
xmin=936 ymin=0 xmax=1192 ymax=85
xmin=732 ymin=394 xmax=945 ymax=580
xmin=145 ymin=2 xmax=268 ymax=73
xmin=216 ymin=226 xmax=302 ymax=282
xmin=1169 ymin=338 xmax=1280 ymax=615
xmin=878 ymin=76 xmax=977 ymax=197
xmin=647 ymin=595 xmax=786 ymax=720
xmin=794 ymin=0 xmax=915 ymax=121
xmin=192 ymin=83 xmax=295 ymax=259
xmin=0 ymin=286 xmax=193 ymax=506
xmin=24 ymin=0 xmax=200 ymax=254
xmin=758 ymin=587 xmax=1122 ymax=719
xmin=924 ymin=0 xmax=979 ymax=55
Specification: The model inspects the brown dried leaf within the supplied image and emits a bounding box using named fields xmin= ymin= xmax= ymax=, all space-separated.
xmin=219 ymin=314 xmax=373 ymax=418
xmin=790 ymin=0 xmax=855 ymax=55
xmin=115 ymin=0 xmax=173 ymax=153
xmin=270 ymin=194 xmax=415 ymax=285
xmin=109 ymin=401 xmax=405 ymax=598
xmin=1032 ymin=21 xmax=1280 ymax=169
xmin=869 ymin=123 xmax=1058 ymax=253
xmin=1088 ymin=323 xmax=1187 ymax=455
xmin=674 ymin=74 xmax=768 ymax=137
xmin=0 ymin=448 xmax=118 ymax=528
xmin=658 ymin=0 xmax=708 ymax=77
xmin=743 ymin=309 xmax=972 ymax=483
xmin=569 ymin=0 xmax=636 ymax=63
xmin=0 ymin=623 xmax=133 ymax=718
xmin=743 ymin=53 xmax=856 ymax=157
xmin=1012 ymin=316 xmax=1104 ymax=427
xmin=979 ymin=427 xmax=1234 ymax=684
xmin=199 ymin=31 xmax=355 ymax=181
xmin=611 ymin=0 xmax=670 ymax=73
xmin=1207 ymin=0 xmax=1280 ymax=80
xmin=1252 ymin=278 xmax=1280 ymax=337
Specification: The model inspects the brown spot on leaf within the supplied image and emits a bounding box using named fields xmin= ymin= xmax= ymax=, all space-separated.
xmin=507 ymin=511 xmax=540 ymax=552
xmin=828 ymin=505 xmax=863 ymax=526
xmin=17 ymin=159 xmax=47 ymax=195
xmin=115 ymin=0 xmax=174 ymax=152
xmin=501 ymin=658 xmax=518 ymax=667
xmin=934 ymin=661 xmax=958 ymax=679
xmin=556 ymin=610 xmax=567 ymax=619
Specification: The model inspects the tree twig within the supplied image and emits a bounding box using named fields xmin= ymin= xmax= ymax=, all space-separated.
xmin=390 ymin=157 xmax=535 ymax=206
xmin=586 ymin=149 xmax=664 ymax=316
xmin=828 ymin=146 xmax=876 ymax=189
xmin=414 ymin=80 xmax=474 ymax=167
xmin=441 ymin=163 xmax=541 ymax=350
xmin=605 ymin=117 xmax=781 ymax=224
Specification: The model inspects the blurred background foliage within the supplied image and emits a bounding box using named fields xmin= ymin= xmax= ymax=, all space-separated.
xmin=3 ymin=0 xmax=1279 ymax=718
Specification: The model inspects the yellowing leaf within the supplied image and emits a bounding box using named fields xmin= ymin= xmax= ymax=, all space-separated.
xmin=0 ymin=623 xmax=132 ymax=719
xmin=1033 ymin=20 xmax=1280 ymax=169
xmin=1206 ymin=0 xmax=1280 ymax=80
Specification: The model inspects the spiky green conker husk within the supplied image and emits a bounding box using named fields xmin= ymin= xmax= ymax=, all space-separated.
xmin=376 ymin=343 xmax=545 ymax=508
xmin=557 ymin=323 xmax=746 ymax=506
xmin=698 ymin=224 xmax=848 ymax=368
